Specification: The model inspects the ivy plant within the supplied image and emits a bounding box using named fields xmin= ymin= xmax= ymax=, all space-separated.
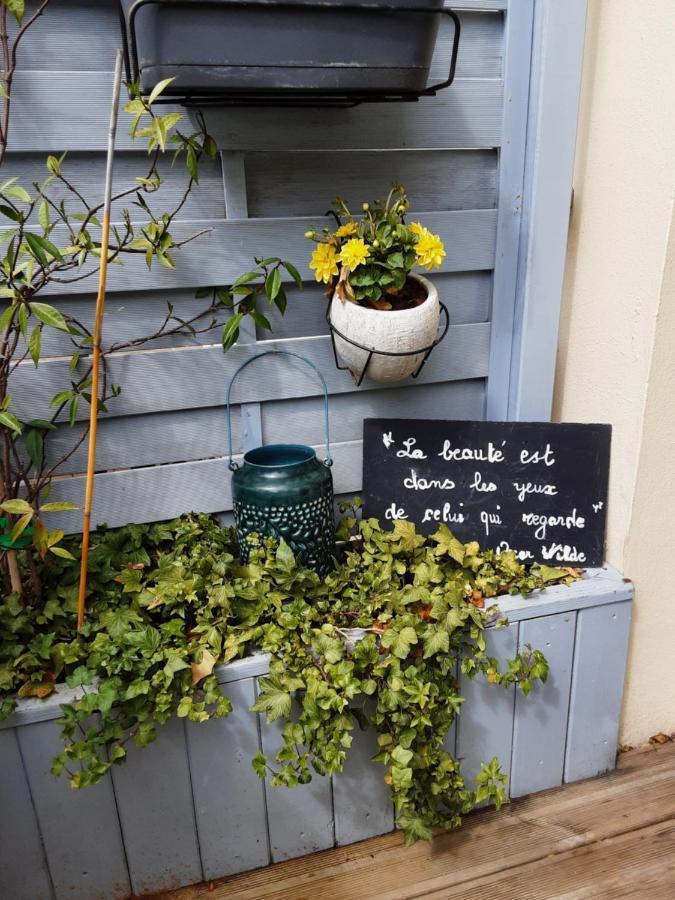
xmin=0 ymin=509 xmax=577 ymax=844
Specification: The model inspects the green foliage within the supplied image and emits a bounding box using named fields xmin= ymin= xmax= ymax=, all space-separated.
xmin=0 ymin=510 xmax=578 ymax=843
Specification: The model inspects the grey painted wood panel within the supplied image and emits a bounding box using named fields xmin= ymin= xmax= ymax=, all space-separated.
xmin=21 ymin=209 xmax=497 ymax=297
xmin=485 ymin=0 xmax=535 ymax=418
xmin=41 ymin=380 xmax=483 ymax=475
xmin=246 ymin=150 xmax=497 ymax=218
xmin=43 ymin=439 xmax=364 ymax=533
xmin=187 ymin=678 xmax=270 ymax=879
xmin=199 ymin=80 xmax=504 ymax=153
xmin=12 ymin=271 xmax=484 ymax=360
xmin=0 ymin=728 xmax=53 ymax=900
xmin=494 ymin=567 xmax=633 ymax=623
xmin=42 ymin=405 xmax=243 ymax=475
xmin=16 ymin=720 xmax=130 ymax=900
xmin=430 ymin=11 xmax=503 ymax=81
xmin=456 ymin=624 xmax=517 ymax=793
xmin=507 ymin=0 xmax=588 ymax=419
xmin=259 ymin=715 xmax=335 ymax=861
xmin=564 ymin=601 xmax=632 ymax=783
xmin=12 ymin=324 xmax=491 ymax=422
xmin=9 ymin=75 xmax=502 ymax=153
xmin=509 ymin=612 xmax=576 ymax=798
xmin=0 ymin=151 xmax=225 ymax=221
xmin=262 ymin=380 xmax=486 ymax=449
xmin=111 ymin=715 xmax=202 ymax=895
xmin=333 ymin=718 xmax=394 ymax=845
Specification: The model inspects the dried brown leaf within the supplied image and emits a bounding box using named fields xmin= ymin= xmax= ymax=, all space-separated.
xmin=191 ymin=648 xmax=217 ymax=685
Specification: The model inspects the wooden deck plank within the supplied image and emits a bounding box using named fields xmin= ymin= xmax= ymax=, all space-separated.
xmin=163 ymin=742 xmax=675 ymax=900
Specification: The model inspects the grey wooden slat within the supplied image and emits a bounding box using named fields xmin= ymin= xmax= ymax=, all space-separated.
xmin=111 ymin=715 xmax=202 ymax=895
xmin=494 ymin=567 xmax=633 ymax=623
xmin=6 ymin=270 xmax=490 ymax=362
xmin=20 ymin=209 xmax=497 ymax=297
xmin=9 ymin=75 xmax=502 ymax=153
xmin=509 ymin=611 xmax=576 ymax=798
xmin=12 ymin=324 xmax=491 ymax=422
xmin=0 ymin=684 xmax=90 ymax=731
xmin=187 ymin=678 xmax=270 ymax=879
xmin=199 ymin=80 xmax=503 ymax=152
xmin=262 ymin=380 xmax=486 ymax=450
xmin=17 ymin=3 xmax=504 ymax=76
xmin=507 ymin=0 xmax=588 ymax=419
xmin=564 ymin=601 xmax=632 ymax=783
xmin=0 ymin=728 xmax=53 ymax=900
xmin=261 ymin=271 xmax=491 ymax=341
xmin=222 ymin=149 xmax=264 ymax=453
xmin=41 ymin=404 xmax=242 ymax=476
xmin=455 ymin=1 xmax=507 ymax=9
xmin=430 ymin=11 xmax=503 ymax=81
xmin=258 ymin=701 xmax=335 ymax=862
xmin=246 ymin=150 xmax=497 ymax=218
xmin=485 ymin=0 xmax=535 ymax=418
xmin=333 ymin=715 xmax=394 ymax=845
xmin=216 ymin=652 xmax=271 ymax=685
xmin=26 ymin=382 xmax=484 ymax=487
xmin=8 ymin=289 xmax=230 ymax=360
xmin=0 ymin=151 xmax=225 ymax=221
xmin=16 ymin=720 xmax=130 ymax=900
xmin=456 ymin=624 xmax=517 ymax=794
xmin=42 ymin=439 xmax=364 ymax=533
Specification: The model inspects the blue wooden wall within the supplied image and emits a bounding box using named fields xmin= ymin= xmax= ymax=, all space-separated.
xmin=7 ymin=0 xmax=555 ymax=532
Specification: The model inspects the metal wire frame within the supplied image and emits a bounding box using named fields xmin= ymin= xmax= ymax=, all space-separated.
xmin=326 ymin=298 xmax=450 ymax=387
xmin=119 ymin=0 xmax=461 ymax=107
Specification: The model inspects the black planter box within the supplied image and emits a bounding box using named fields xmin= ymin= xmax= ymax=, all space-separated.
xmin=121 ymin=0 xmax=446 ymax=98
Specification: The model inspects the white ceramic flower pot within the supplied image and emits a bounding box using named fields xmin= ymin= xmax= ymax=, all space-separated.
xmin=329 ymin=274 xmax=440 ymax=383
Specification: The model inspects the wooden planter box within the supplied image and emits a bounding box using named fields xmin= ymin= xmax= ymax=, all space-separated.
xmin=0 ymin=567 xmax=632 ymax=899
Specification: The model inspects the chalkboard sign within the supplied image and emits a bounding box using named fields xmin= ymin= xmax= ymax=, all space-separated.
xmin=362 ymin=419 xmax=611 ymax=566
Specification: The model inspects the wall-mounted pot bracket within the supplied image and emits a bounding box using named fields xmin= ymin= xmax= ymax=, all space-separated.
xmin=326 ymin=300 xmax=450 ymax=386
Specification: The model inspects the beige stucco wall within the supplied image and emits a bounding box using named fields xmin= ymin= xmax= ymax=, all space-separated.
xmin=553 ymin=0 xmax=675 ymax=743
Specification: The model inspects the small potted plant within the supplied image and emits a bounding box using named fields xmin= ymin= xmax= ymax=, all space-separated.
xmin=306 ymin=185 xmax=446 ymax=383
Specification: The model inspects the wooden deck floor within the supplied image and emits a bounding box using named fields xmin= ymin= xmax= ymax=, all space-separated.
xmin=162 ymin=741 xmax=675 ymax=900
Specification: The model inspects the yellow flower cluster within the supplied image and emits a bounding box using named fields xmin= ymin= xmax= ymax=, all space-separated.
xmin=309 ymin=243 xmax=339 ymax=283
xmin=335 ymin=221 xmax=358 ymax=239
xmin=410 ymin=222 xmax=446 ymax=271
xmin=338 ymin=238 xmax=370 ymax=270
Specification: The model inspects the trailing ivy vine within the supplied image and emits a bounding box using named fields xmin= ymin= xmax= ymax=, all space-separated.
xmin=0 ymin=508 xmax=578 ymax=844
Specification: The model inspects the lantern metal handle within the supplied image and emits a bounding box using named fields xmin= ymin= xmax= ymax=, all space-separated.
xmin=226 ymin=350 xmax=333 ymax=470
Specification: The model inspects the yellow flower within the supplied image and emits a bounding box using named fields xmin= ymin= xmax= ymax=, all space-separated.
xmin=409 ymin=221 xmax=427 ymax=238
xmin=335 ymin=221 xmax=358 ymax=239
xmin=309 ymin=243 xmax=339 ymax=283
xmin=414 ymin=230 xmax=446 ymax=271
xmin=338 ymin=238 xmax=370 ymax=270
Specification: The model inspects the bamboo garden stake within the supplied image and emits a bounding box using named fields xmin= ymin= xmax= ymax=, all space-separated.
xmin=77 ymin=50 xmax=123 ymax=629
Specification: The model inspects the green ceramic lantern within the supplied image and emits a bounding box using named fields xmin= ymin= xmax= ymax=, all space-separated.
xmin=227 ymin=351 xmax=335 ymax=575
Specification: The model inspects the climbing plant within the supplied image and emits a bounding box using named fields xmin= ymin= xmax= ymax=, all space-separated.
xmin=0 ymin=1 xmax=299 ymax=600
